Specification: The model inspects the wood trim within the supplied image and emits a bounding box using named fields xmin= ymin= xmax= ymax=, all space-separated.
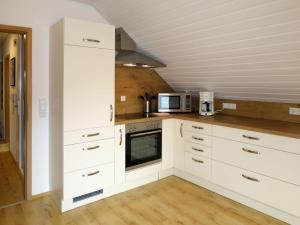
xmin=0 ymin=24 xmax=32 ymax=200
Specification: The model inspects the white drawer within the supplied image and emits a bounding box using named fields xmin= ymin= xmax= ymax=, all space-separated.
xmin=64 ymin=139 xmax=115 ymax=173
xmin=64 ymin=126 xmax=114 ymax=145
xmin=213 ymin=125 xmax=300 ymax=154
xmin=212 ymin=137 xmax=300 ymax=186
xmin=184 ymin=152 xmax=211 ymax=180
xmin=182 ymin=120 xmax=212 ymax=135
xmin=64 ymin=163 xmax=114 ymax=199
xmin=64 ymin=18 xmax=115 ymax=49
xmin=184 ymin=141 xmax=211 ymax=158
xmin=212 ymin=160 xmax=300 ymax=217
xmin=184 ymin=131 xmax=212 ymax=147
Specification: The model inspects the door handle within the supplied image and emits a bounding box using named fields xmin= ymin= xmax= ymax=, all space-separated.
xmin=192 ymin=147 xmax=204 ymax=152
xmin=242 ymin=174 xmax=260 ymax=182
xmin=82 ymin=132 xmax=100 ymax=138
xmin=110 ymin=104 xmax=113 ymax=122
xmin=119 ymin=129 xmax=123 ymax=146
xmin=180 ymin=123 xmax=183 ymax=137
xmin=192 ymin=158 xmax=204 ymax=164
xmin=242 ymin=135 xmax=259 ymax=141
xmin=82 ymin=170 xmax=100 ymax=177
xmin=82 ymin=38 xmax=100 ymax=43
xmin=242 ymin=148 xmax=260 ymax=155
xmin=82 ymin=145 xmax=100 ymax=151
xmin=192 ymin=125 xmax=204 ymax=130
xmin=192 ymin=136 xmax=204 ymax=141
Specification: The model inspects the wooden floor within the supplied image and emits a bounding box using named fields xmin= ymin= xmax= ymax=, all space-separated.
xmin=0 ymin=176 xmax=287 ymax=225
xmin=0 ymin=148 xmax=24 ymax=207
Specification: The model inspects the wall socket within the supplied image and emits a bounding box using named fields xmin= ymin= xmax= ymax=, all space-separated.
xmin=289 ymin=107 xmax=300 ymax=116
xmin=222 ymin=103 xmax=236 ymax=110
xmin=120 ymin=96 xmax=126 ymax=102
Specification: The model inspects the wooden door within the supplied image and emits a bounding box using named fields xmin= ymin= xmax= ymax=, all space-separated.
xmin=63 ymin=45 xmax=115 ymax=131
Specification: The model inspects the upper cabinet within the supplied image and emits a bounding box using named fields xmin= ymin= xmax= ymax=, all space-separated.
xmin=64 ymin=18 xmax=115 ymax=49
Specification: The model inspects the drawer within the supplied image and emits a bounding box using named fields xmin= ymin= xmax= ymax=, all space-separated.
xmin=64 ymin=139 xmax=115 ymax=173
xmin=184 ymin=131 xmax=212 ymax=147
xmin=212 ymin=137 xmax=300 ymax=186
xmin=64 ymin=163 xmax=114 ymax=199
xmin=64 ymin=18 xmax=115 ymax=49
xmin=212 ymin=160 xmax=300 ymax=217
xmin=213 ymin=125 xmax=300 ymax=154
xmin=184 ymin=152 xmax=211 ymax=180
xmin=64 ymin=126 xmax=114 ymax=145
xmin=182 ymin=120 xmax=212 ymax=135
xmin=184 ymin=141 xmax=211 ymax=158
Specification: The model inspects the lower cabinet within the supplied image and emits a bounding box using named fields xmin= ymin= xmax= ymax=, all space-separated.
xmin=174 ymin=120 xmax=185 ymax=170
xmin=114 ymin=125 xmax=126 ymax=184
xmin=184 ymin=152 xmax=211 ymax=180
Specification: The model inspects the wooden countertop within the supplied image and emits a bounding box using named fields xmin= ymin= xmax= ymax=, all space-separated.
xmin=115 ymin=113 xmax=300 ymax=139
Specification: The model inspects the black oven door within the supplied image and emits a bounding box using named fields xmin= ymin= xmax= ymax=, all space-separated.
xmin=126 ymin=129 xmax=162 ymax=170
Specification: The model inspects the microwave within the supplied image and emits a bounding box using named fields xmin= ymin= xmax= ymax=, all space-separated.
xmin=158 ymin=93 xmax=192 ymax=112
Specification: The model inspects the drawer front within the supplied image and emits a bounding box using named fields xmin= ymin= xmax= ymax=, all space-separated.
xmin=182 ymin=120 xmax=212 ymax=135
xmin=184 ymin=152 xmax=211 ymax=180
xmin=64 ymin=126 xmax=114 ymax=145
xmin=64 ymin=18 xmax=115 ymax=49
xmin=64 ymin=139 xmax=115 ymax=173
xmin=212 ymin=137 xmax=300 ymax=186
xmin=184 ymin=141 xmax=211 ymax=158
xmin=184 ymin=131 xmax=212 ymax=147
xmin=212 ymin=160 xmax=300 ymax=217
xmin=64 ymin=163 xmax=114 ymax=199
xmin=213 ymin=125 xmax=300 ymax=154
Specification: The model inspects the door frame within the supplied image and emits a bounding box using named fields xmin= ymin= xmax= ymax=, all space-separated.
xmin=4 ymin=55 xmax=10 ymax=145
xmin=0 ymin=24 xmax=32 ymax=200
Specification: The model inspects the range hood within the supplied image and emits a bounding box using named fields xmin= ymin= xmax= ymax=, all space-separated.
xmin=115 ymin=28 xmax=166 ymax=68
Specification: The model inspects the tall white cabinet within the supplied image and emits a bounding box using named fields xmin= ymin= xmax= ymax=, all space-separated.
xmin=50 ymin=18 xmax=115 ymax=212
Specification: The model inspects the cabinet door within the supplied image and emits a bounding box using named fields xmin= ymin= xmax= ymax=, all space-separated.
xmin=162 ymin=119 xmax=175 ymax=170
xmin=174 ymin=120 xmax=185 ymax=170
xmin=115 ymin=125 xmax=125 ymax=185
xmin=64 ymin=45 xmax=114 ymax=131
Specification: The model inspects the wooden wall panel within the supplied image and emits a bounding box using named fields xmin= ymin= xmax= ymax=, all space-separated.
xmin=115 ymin=67 xmax=173 ymax=115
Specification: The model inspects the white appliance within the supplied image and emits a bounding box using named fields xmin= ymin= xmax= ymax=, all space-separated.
xmin=158 ymin=93 xmax=192 ymax=113
xmin=199 ymin=92 xmax=214 ymax=116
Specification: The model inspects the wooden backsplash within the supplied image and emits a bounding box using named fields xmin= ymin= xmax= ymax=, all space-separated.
xmin=115 ymin=67 xmax=173 ymax=115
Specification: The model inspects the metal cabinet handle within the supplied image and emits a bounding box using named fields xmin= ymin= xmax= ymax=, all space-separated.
xmin=242 ymin=174 xmax=260 ymax=182
xmin=110 ymin=104 xmax=113 ymax=122
xmin=242 ymin=148 xmax=260 ymax=155
xmin=192 ymin=125 xmax=204 ymax=130
xmin=180 ymin=123 xmax=183 ymax=137
xmin=82 ymin=145 xmax=100 ymax=151
xmin=192 ymin=158 xmax=204 ymax=163
xmin=82 ymin=38 xmax=100 ymax=43
xmin=242 ymin=135 xmax=259 ymax=141
xmin=119 ymin=129 xmax=123 ymax=146
xmin=192 ymin=136 xmax=204 ymax=141
xmin=82 ymin=171 xmax=100 ymax=177
xmin=192 ymin=147 xmax=204 ymax=152
xmin=82 ymin=132 xmax=100 ymax=137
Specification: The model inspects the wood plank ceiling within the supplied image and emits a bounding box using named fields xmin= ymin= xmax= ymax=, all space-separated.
xmin=78 ymin=0 xmax=300 ymax=103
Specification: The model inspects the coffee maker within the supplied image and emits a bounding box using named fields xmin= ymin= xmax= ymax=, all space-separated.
xmin=199 ymin=92 xmax=214 ymax=116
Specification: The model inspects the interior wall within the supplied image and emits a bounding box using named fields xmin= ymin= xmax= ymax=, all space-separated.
xmin=115 ymin=67 xmax=173 ymax=115
xmin=0 ymin=48 xmax=3 ymax=139
xmin=0 ymin=0 xmax=108 ymax=195
xmin=1 ymin=34 xmax=19 ymax=162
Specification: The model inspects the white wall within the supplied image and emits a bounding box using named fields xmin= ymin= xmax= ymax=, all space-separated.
xmin=0 ymin=0 xmax=108 ymax=195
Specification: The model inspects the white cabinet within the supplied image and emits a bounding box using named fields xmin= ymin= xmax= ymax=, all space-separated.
xmin=114 ymin=125 xmax=125 ymax=185
xmin=50 ymin=18 xmax=115 ymax=212
xmin=173 ymin=120 xmax=185 ymax=170
xmin=184 ymin=152 xmax=211 ymax=180
xmin=162 ymin=119 xmax=175 ymax=170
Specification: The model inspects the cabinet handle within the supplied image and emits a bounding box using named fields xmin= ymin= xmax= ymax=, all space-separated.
xmin=192 ymin=125 xmax=204 ymax=130
xmin=242 ymin=148 xmax=260 ymax=155
xmin=242 ymin=135 xmax=259 ymax=141
xmin=82 ymin=132 xmax=100 ymax=137
xmin=242 ymin=174 xmax=260 ymax=182
xmin=110 ymin=104 xmax=113 ymax=122
xmin=119 ymin=129 xmax=123 ymax=146
xmin=82 ymin=38 xmax=100 ymax=43
xmin=192 ymin=158 xmax=204 ymax=164
xmin=192 ymin=147 xmax=204 ymax=152
xmin=82 ymin=145 xmax=100 ymax=151
xmin=82 ymin=170 xmax=100 ymax=177
xmin=180 ymin=123 xmax=183 ymax=137
xmin=192 ymin=136 xmax=204 ymax=141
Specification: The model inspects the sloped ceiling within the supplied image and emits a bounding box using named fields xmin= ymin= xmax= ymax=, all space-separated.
xmin=77 ymin=0 xmax=300 ymax=103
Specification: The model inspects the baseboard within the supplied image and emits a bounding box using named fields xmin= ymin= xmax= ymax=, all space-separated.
xmin=32 ymin=191 xmax=50 ymax=200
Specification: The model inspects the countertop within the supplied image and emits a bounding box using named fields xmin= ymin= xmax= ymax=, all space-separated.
xmin=115 ymin=113 xmax=300 ymax=139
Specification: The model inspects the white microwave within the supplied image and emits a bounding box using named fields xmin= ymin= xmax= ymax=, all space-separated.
xmin=158 ymin=93 xmax=192 ymax=113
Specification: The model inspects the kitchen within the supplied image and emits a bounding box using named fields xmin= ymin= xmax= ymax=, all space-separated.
xmin=1 ymin=1 xmax=300 ymax=225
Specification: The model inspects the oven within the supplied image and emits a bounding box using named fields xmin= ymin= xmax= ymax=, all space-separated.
xmin=126 ymin=121 xmax=162 ymax=171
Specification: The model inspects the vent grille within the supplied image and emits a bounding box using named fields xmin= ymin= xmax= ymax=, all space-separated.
xmin=72 ymin=189 xmax=103 ymax=203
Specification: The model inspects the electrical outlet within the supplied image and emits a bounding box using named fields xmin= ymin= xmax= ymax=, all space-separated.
xmin=289 ymin=107 xmax=300 ymax=115
xmin=120 ymin=96 xmax=126 ymax=102
xmin=222 ymin=103 xmax=236 ymax=110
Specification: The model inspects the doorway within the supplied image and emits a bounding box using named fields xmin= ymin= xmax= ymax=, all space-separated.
xmin=0 ymin=24 xmax=32 ymax=207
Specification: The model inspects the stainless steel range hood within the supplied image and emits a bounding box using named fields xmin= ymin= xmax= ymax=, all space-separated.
xmin=115 ymin=28 xmax=166 ymax=68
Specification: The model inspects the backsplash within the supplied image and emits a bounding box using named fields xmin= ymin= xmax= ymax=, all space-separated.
xmin=115 ymin=67 xmax=173 ymax=115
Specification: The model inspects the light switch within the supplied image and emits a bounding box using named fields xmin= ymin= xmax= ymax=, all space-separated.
xmin=121 ymin=96 xmax=126 ymax=102
xmin=39 ymin=98 xmax=47 ymax=118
